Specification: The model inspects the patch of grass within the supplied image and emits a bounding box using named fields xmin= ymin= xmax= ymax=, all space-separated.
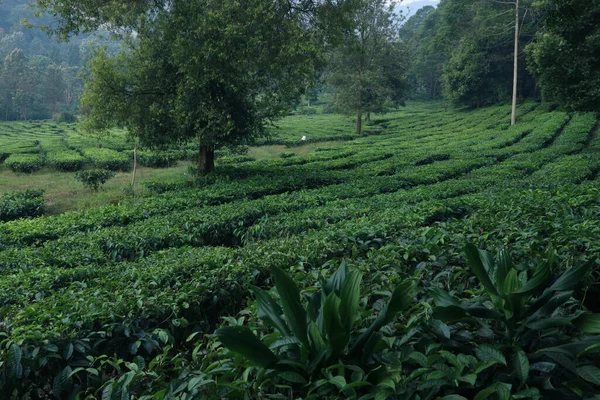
xmin=0 ymin=162 xmax=194 ymax=215
xmin=248 ymin=141 xmax=345 ymax=160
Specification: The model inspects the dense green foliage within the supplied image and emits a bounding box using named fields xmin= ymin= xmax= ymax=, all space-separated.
xmin=0 ymin=102 xmax=598 ymax=398
xmin=75 ymin=169 xmax=117 ymax=191
xmin=526 ymin=0 xmax=600 ymax=111
xmin=4 ymin=153 xmax=44 ymax=173
xmin=327 ymin=0 xmax=408 ymax=133
xmin=0 ymin=189 xmax=45 ymax=221
xmin=0 ymin=0 xmax=89 ymax=121
xmin=69 ymin=0 xmax=322 ymax=172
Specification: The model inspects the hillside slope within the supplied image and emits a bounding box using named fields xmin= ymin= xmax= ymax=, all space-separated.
xmin=0 ymin=101 xmax=599 ymax=397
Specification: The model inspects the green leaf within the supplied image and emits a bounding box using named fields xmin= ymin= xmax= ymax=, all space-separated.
xmin=577 ymin=365 xmax=600 ymax=386
xmin=513 ymin=350 xmax=529 ymax=386
xmin=215 ymin=326 xmax=279 ymax=368
xmin=502 ymin=269 xmax=521 ymax=295
xmin=325 ymin=260 xmax=348 ymax=295
xmin=491 ymin=381 xmax=512 ymax=400
xmin=380 ymin=279 xmax=416 ymax=325
xmin=512 ymin=387 xmax=541 ymax=399
xmin=574 ymin=313 xmax=600 ymax=333
xmin=525 ymin=316 xmax=576 ymax=330
xmin=540 ymin=349 xmax=577 ymax=373
xmin=349 ymin=279 xmax=416 ymax=357
xmin=516 ymin=258 xmax=551 ymax=295
xmin=430 ymin=288 xmax=459 ymax=307
xmin=529 ymin=290 xmax=573 ymax=319
xmin=408 ymin=351 xmax=428 ymax=367
xmin=278 ymin=371 xmax=307 ymax=384
xmin=339 ymin=271 xmax=362 ymax=332
xmin=465 ymin=244 xmax=499 ymax=297
xmin=7 ymin=343 xmax=22 ymax=379
xmin=474 ymin=387 xmax=496 ymax=400
xmin=307 ymin=321 xmax=326 ymax=371
xmin=548 ymin=262 xmax=591 ymax=292
xmin=441 ymin=396 xmax=468 ymax=400
xmin=53 ymin=366 xmax=73 ymax=398
xmin=458 ymin=374 xmax=477 ymax=385
xmin=323 ymin=292 xmax=348 ymax=357
xmin=475 ymin=345 xmax=507 ymax=366
xmin=307 ymin=321 xmax=326 ymax=354
xmin=495 ymin=248 xmax=512 ymax=292
xmin=271 ymin=266 xmax=308 ymax=346
xmin=329 ymin=375 xmax=347 ymax=390
xmin=250 ymin=286 xmax=290 ymax=336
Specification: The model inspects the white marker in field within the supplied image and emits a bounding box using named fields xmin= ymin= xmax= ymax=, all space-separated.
xmin=301 ymin=136 xmax=307 ymax=141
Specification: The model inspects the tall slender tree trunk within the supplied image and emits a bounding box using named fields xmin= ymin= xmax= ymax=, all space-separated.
xmin=366 ymin=111 xmax=370 ymax=124
xmin=199 ymin=143 xmax=215 ymax=173
xmin=511 ymin=0 xmax=519 ymax=126
xmin=131 ymin=142 xmax=137 ymax=189
xmin=356 ymin=107 xmax=362 ymax=135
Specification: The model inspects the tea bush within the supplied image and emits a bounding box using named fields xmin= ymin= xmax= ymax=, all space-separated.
xmin=0 ymin=101 xmax=598 ymax=398
xmin=82 ymin=148 xmax=131 ymax=171
xmin=47 ymin=150 xmax=86 ymax=172
xmin=4 ymin=154 xmax=44 ymax=173
xmin=0 ymin=189 xmax=45 ymax=222
xmin=75 ymin=169 xmax=117 ymax=191
xmin=137 ymin=151 xmax=179 ymax=168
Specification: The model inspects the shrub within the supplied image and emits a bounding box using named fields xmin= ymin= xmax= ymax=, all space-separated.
xmin=47 ymin=151 xmax=86 ymax=172
xmin=4 ymin=154 xmax=44 ymax=173
xmin=218 ymin=155 xmax=255 ymax=165
xmin=82 ymin=148 xmax=131 ymax=171
xmin=52 ymin=112 xmax=77 ymax=123
xmin=0 ymin=189 xmax=45 ymax=222
xmin=297 ymin=105 xmax=317 ymax=115
xmin=280 ymin=151 xmax=295 ymax=158
xmin=75 ymin=170 xmax=117 ymax=191
xmin=137 ymin=151 xmax=179 ymax=168
xmin=0 ymin=151 xmax=10 ymax=164
xmin=211 ymin=262 xmax=418 ymax=398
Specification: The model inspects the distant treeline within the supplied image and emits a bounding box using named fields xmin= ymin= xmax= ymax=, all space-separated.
xmin=0 ymin=0 xmax=117 ymax=121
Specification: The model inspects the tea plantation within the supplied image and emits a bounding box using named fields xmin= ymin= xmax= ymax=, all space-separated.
xmin=1 ymin=101 xmax=599 ymax=399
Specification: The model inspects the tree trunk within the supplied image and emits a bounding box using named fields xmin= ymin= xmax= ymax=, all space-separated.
xmin=131 ymin=142 xmax=137 ymax=189
xmin=199 ymin=143 xmax=215 ymax=173
xmin=511 ymin=0 xmax=519 ymax=126
xmin=366 ymin=111 xmax=370 ymax=124
xmin=356 ymin=108 xmax=362 ymax=135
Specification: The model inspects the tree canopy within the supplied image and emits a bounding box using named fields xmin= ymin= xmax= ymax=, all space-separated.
xmin=328 ymin=0 xmax=408 ymax=134
xmin=526 ymin=0 xmax=600 ymax=112
xmin=42 ymin=0 xmax=325 ymax=172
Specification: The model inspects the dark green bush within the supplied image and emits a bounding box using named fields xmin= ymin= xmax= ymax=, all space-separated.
xmin=0 ymin=189 xmax=45 ymax=222
xmin=75 ymin=170 xmax=117 ymax=191
xmin=82 ymin=148 xmax=131 ymax=171
xmin=280 ymin=151 xmax=295 ymax=158
xmin=137 ymin=151 xmax=179 ymax=168
xmin=4 ymin=154 xmax=44 ymax=173
xmin=47 ymin=151 xmax=86 ymax=172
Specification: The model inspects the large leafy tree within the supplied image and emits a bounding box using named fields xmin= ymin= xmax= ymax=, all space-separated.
xmin=526 ymin=0 xmax=600 ymax=112
xmin=38 ymin=0 xmax=322 ymax=172
xmin=327 ymin=0 xmax=408 ymax=134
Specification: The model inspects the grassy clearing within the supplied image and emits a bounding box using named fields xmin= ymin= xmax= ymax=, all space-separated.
xmin=0 ymin=162 xmax=195 ymax=214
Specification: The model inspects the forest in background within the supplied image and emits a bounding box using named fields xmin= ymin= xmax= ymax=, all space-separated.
xmin=0 ymin=0 xmax=119 ymax=121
